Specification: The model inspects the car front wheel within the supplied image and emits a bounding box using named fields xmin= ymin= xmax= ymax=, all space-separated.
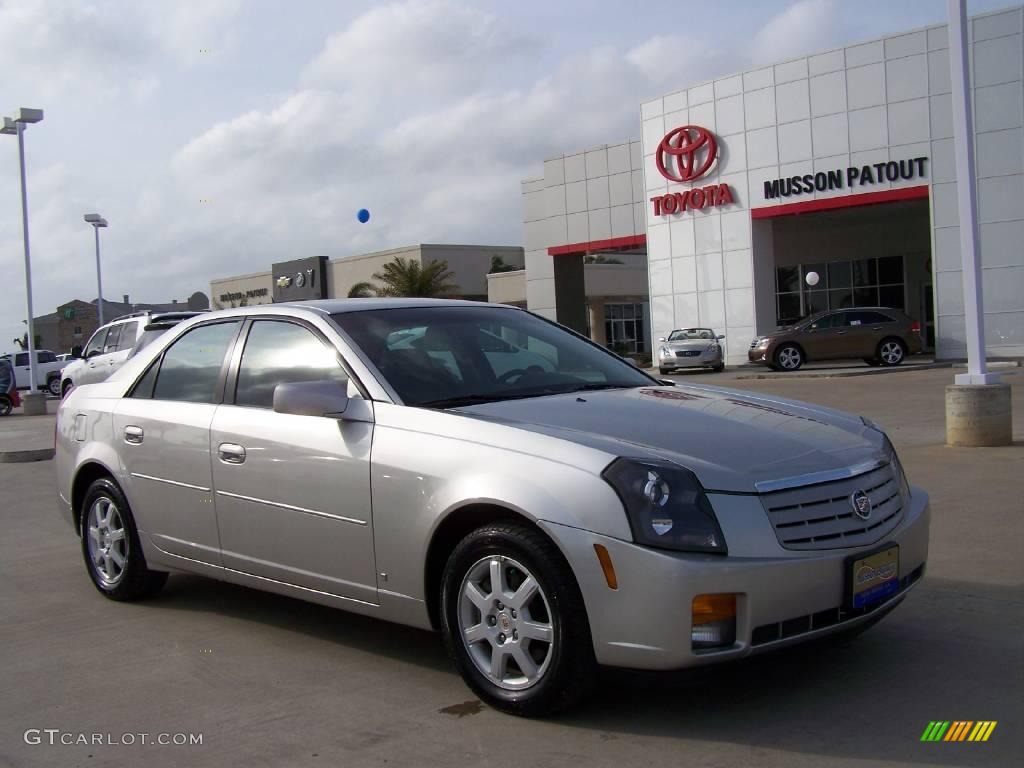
xmin=774 ymin=344 xmax=804 ymax=371
xmin=440 ymin=522 xmax=595 ymax=717
xmin=81 ymin=478 xmax=167 ymax=601
xmin=877 ymin=338 xmax=906 ymax=367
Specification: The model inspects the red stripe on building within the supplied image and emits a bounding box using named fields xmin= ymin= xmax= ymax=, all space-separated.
xmin=547 ymin=234 xmax=646 ymax=256
xmin=750 ymin=185 xmax=929 ymax=219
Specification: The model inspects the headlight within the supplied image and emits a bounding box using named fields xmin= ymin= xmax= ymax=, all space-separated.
xmin=755 ymin=338 xmax=769 ymax=349
xmin=602 ymin=458 xmax=727 ymax=553
xmin=660 ymin=346 xmax=673 ymax=358
xmin=706 ymin=343 xmax=719 ymax=353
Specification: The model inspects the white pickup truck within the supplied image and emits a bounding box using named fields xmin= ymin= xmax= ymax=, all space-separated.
xmin=0 ymin=350 xmax=66 ymax=396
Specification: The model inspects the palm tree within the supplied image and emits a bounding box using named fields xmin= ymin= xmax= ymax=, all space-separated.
xmin=347 ymin=281 xmax=376 ymax=298
xmin=371 ymin=257 xmax=459 ymax=297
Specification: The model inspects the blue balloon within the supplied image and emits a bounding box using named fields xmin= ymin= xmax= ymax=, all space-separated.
xmin=357 ymin=208 xmax=370 ymax=223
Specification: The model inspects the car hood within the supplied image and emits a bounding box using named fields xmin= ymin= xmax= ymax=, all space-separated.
xmin=454 ymin=384 xmax=885 ymax=493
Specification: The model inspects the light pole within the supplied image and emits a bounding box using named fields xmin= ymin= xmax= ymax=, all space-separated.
xmin=2 ymin=108 xmax=45 ymax=413
xmin=84 ymin=214 xmax=109 ymax=325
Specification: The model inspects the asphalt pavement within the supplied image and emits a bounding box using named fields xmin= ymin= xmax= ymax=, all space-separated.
xmin=1 ymin=368 xmax=1021 ymax=767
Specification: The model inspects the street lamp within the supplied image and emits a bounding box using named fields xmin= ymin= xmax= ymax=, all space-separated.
xmin=84 ymin=214 xmax=109 ymax=325
xmin=2 ymin=108 xmax=45 ymax=412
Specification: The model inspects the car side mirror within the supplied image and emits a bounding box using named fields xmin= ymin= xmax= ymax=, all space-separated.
xmin=657 ymin=337 xmax=666 ymax=342
xmin=717 ymin=335 xmax=725 ymax=340
xmin=70 ymin=345 xmax=83 ymax=359
xmin=273 ymin=379 xmax=350 ymax=418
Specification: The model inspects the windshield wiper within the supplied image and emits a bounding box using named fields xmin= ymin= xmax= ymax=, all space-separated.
xmin=418 ymin=392 xmax=546 ymax=409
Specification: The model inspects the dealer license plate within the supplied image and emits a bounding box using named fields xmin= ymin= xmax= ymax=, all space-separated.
xmin=849 ymin=545 xmax=899 ymax=609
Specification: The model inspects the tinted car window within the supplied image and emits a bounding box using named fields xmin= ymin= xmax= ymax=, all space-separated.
xmin=103 ymin=323 xmax=122 ymax=354
xmin=235 ymin=321 xmax=347 ymax=409
xmin=807 ymin=314 xmax=837 ymax=330
xmin=848 ymin=311 xmax=894 ymax=325
xmin=114 ymin=322 xmax=138 ymax=351
xmin=332 ymin=306 xmax=653 ymax=407
xmin=38 ymin=351 xmax=57 ymax=364
xmin=15 ymin=353 xmax=28 ymax=366
xmin=151 ymin=321 xmax=240 ymax=403
xmin=84 ymin=328 xmax=108 ymax=358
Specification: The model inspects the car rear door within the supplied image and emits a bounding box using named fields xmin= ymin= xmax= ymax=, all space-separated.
xmin=113 ymin=319 xmax=243 ymax=564
xmin=78 ymin=326 xmax=111 ymax=386
xmin=209 ymin=318 xmax=377 ymax=604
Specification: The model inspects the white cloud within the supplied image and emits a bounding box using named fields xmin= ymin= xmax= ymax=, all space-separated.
xmin=752 ymin=0 xmax=839 ymax=65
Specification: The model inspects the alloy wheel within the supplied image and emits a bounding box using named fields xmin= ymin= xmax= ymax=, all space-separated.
xmin=778 ymin=346 xmax=802 ymax=370
xmin=880 ymin=341 xmax=904 ymax=365
xmin=458 ymin=555 xmax=555 ymax=691
xmin=87 ymin=497 xmax=129 ymax=588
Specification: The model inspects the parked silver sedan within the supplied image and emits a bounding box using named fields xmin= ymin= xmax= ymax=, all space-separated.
xmin=55 ymin=299 xmax=929 ymax=716
xmin=657 ymin=327 xmax=725 ymax=374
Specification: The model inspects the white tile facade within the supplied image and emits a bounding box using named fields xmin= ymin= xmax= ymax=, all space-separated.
xmin=638 ymin=5 xmax=1024 ymax=361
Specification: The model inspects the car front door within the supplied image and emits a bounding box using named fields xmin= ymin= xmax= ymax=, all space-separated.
xmin=209 ymin=318 xmax=377 ymax=604
xmin=113 ymin=319 xmax=242 ymax=564
xmin=800 ymin=313 xmax=842 ymax=359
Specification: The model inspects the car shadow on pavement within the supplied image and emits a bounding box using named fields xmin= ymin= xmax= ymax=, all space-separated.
xmin=142 ymin=571 xmax=1021 ymax=767
xmin=149 ymin=574 xmax=452 ymax=674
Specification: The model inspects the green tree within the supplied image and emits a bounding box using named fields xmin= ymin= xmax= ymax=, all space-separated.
xmin=371 ymin=257 xmax=459 ymax=297
xmin=488 ymin=255 xmax=520 ymax=274
xmin=347 ymin=281 xmax=376 ymax=298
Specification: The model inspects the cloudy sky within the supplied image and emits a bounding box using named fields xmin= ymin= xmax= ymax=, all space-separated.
xmin=0 ymin=0 xmax=1008 ymax=345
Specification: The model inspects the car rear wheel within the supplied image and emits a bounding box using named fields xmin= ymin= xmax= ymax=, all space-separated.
xmin=876 ymin=338 xmax=906 ymax=367
xmin=47 ymin=376 xmax=62 ymax=397
xmin=440 ymin=522 xmax=595 ymax=717
xmin=0 ymin=394 xmax=11 ymax=417
xmin=774 ymin=344 xmax=804 ymax=371
xmin=81 ymin=478 xmax=167 ymax=601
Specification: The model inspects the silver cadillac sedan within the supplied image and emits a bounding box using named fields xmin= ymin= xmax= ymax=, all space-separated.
xmin=55 ymin=299 xmax=929 ymax=716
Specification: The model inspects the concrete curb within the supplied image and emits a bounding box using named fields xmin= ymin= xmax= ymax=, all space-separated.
xmin=733 ymin=362 xmax=953 ymax=380
xmin=0 ymin=448 xmax=55 ymax=463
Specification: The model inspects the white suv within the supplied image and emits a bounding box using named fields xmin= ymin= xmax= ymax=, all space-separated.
xmin=60 ymin=311 xmax=203 ymax=397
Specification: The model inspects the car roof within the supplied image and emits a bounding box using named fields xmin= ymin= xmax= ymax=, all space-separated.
xmin=278 ymin=298 xmax=514 ymax=314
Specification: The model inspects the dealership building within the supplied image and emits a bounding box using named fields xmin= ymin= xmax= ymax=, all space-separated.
xmin=518 ymin=5 xmax=1023 ymax=365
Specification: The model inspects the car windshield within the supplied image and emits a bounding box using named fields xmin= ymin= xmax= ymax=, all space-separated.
xmin=668 ymin=328 xmax=716 ymax=341
xmin=331 ymin=305 xmax=655 ymax=407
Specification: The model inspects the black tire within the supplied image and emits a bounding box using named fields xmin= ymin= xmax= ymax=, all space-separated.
xmin=863 ymin=358 xmax=881 ymax=367
xmin=711 ymin=364 xmax=725 ymax=373
xmin=773 ymin=343 xmax=804 ymax=371
xmin=440 ymin=522 xmax=596 ymax=717
xmin=658 ymin=367 xmax=670 ymax=375
xmin=61 ymin=380 xmax=73 ymax=398
xmin=80 ymin=477 xmax=167 ymax=601
xmin=876 ymin=338 xmax=907 ymax=367
xmin=47 ymin=376 xmax=62 ymax=397
xmin=0 ymin=394 xmax=11 ymax=417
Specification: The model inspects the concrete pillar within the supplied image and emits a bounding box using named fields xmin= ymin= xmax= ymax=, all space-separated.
xmin=21 ymin=392 xmax=46 ymax=416
xmin=945 ymin=385 xmax=1012 ymax=446
xmin=588 ymin=300 xmax=606 ymax=346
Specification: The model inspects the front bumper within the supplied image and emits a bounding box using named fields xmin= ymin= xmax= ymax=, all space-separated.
xmin=659 ymin=349 xmax=722 ymax=370
xmin=747 ymin=346 xmax=771 ymax=364
xmin=541 ymin=485 xmax=929 ymax=670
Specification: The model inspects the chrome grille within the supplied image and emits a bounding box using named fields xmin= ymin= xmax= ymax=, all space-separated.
xmin=759 ymin=462 xmax=904 ymax=551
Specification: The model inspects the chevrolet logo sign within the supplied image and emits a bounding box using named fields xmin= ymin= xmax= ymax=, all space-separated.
xmin=275 ymin=276 xmax=292 ymax=288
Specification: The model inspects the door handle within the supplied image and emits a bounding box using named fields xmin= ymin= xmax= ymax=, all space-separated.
xmin=124 ymin=425 xmax=144 ymax=444
xmin=218 ymin=443 xmax=246 ymax=464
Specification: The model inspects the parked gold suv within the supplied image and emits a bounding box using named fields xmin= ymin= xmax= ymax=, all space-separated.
xmin=748 ymin=308 xmax=923 ymax=371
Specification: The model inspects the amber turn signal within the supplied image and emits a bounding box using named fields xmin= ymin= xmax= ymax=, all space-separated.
xmin=692 ymin=593 xmax=737 ymax=625
xmin=593 ymin=543 xmax=618 ymax=590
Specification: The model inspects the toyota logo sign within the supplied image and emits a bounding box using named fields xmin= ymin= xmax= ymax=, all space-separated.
xmin=656 ymin=125 xmax=718 ymax=183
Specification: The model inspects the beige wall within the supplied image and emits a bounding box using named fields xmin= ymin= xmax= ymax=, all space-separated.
xmin=210 ymin=271 xmax=273 ymax=308
xmin=487 ymin=269 xmax=527 ymax=305
xmin=211 ymin=243 xmax=524 ymax=303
